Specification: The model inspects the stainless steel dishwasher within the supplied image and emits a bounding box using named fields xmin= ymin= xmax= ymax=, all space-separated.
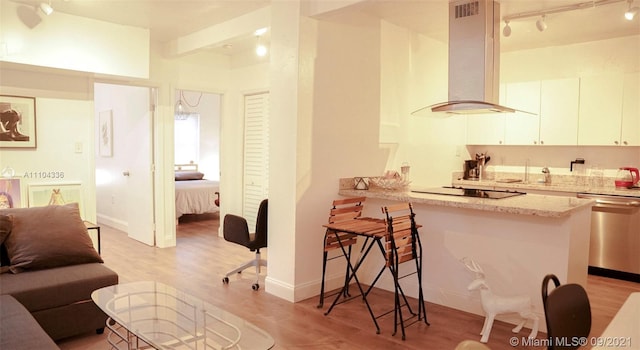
xmin=577 ymin=193 xmax=640 ymax=282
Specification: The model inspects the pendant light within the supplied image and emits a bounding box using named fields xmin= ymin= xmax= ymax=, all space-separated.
xmin=502 ymin=20 xmax=512 ymax=37
xmin=174 ymin=90 xmax=190 ymax=120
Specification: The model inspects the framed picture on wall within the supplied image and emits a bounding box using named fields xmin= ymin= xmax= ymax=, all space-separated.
xmin=98 ymin=110 xmax=113 ymax=157
xmin=0 ymin=177 xmax=24 ymax=209
xmin=0 ymin=95 xmax=37 ymax=148
xmin=28 ymin=182 xmax=85 ymax=218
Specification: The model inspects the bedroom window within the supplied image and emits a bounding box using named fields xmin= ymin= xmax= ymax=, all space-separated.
xmin=174 ymin=113 xmax=200 ymax=165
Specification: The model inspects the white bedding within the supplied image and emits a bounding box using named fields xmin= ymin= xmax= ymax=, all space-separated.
xmin=175 ymin=179 xmax=219 ymax=219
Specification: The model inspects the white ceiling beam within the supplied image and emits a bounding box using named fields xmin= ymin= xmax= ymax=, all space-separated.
xmin=163 ymin=6 xmax=270 ymax=57
xmin=302 ymin=0 xmax=368 ymax=17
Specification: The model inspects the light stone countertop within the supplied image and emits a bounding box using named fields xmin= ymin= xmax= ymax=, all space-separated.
xmin=338 ymin=187 xmax=594 ymax=218
xmin=451 ymin=176 xmax=640 ymax=199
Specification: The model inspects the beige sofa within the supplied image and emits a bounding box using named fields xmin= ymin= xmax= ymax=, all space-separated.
xmin=0 ymin=204 xmax=118 ymax=348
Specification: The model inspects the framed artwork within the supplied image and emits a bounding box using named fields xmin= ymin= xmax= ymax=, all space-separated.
xmin=28 ymin=182 xmax=85 ymax=218
xmin=98 ymin=110 xmax=113 ymax=157
xmin=0 ymin=178 xmax=23 ymax=209
xmin=0 ymin=95 xmax=37 ymax=148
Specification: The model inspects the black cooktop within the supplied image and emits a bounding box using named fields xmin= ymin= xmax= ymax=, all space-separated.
xmin=412 ymin=186 xmax=526 ymax=199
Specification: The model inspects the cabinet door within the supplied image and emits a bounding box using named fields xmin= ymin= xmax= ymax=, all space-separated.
xmin=578 ymin=74 xmax=624 ymax=145
xmin=621 ymin=72 xmax=640 ymax=146
xmin=466 ymin=84 xmax=506 ymax=145
xmin=504 ymin=81 xmax=541 ymax=145
xmin=539 ymin=78 xmax=579 ymax=145
xmin=467 ymin=114 xmax=505 ymax=145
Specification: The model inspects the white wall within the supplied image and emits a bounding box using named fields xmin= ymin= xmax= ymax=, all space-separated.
xmin=275 ymin=8 xmax=391 ymax=301
xmin=0 ymin=1 xmax=149 ymax=78
xmin=380 ymin=20 xmax=471 ymax=188
xmin=0 ymin=68 xmax=97 ymax=245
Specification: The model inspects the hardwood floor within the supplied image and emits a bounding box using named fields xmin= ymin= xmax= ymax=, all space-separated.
xmin=58 ymin=213 xmax=639 ymax=349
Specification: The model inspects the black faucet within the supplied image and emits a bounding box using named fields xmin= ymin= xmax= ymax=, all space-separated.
xmin=570 ymin=158 xmax=585 ymax=172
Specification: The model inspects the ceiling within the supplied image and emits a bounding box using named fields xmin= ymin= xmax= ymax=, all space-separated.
xmin=9 ymin=0 xmax=640 ymax=55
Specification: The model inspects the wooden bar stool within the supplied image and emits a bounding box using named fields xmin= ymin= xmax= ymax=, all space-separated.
xmin=318 ymin=196 xmax=366 ymax=308
xmin=369 ymin=202 xmax=429 ymax=340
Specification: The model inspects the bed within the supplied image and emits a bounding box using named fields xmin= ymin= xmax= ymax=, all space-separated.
xmin=175 ymin=164 xmax=219 ymax=220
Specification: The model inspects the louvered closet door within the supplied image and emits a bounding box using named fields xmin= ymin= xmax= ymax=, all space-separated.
xmin=243 ymin=92 xmax=270 ymax=230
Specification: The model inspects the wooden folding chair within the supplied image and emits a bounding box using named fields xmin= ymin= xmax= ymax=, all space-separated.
xmin=373 ymin=202 xmax=429 ymax=340
xmin=318 ymin=196 xmax=366 ymax=308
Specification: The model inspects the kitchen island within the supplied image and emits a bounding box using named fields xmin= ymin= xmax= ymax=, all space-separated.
xmin=337 ymin=180 xmax=594 ymax=333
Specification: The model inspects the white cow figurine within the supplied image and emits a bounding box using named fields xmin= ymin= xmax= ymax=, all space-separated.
xmin=462 ymin=258 xmax=539 ymax=343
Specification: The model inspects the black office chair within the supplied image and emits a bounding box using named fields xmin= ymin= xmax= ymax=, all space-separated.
xmin=541 ymin=274 xmax=592 ymax=350
xmin=222 ymin=199 xmax=268 ymax=290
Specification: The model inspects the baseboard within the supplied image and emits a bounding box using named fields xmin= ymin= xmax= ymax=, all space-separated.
xmin=96 ymin=214 xmax=128 ymax=232
xmin=588 ymin=266 xmax=640 ymax=283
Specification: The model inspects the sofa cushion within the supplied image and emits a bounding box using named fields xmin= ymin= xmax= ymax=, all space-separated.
xmin=0 ymin=295 xmax=60 ymax=349
xmin=0 ymin=263 xmax=118 ymax=312
xmin=0 ymin=203 xmax=102 ymax=273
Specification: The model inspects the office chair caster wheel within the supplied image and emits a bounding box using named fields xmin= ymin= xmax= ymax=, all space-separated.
xmin=222 ymin=277 xmax=229 ymax=284
xmin=252 ymin=283 xmax=260 ymax=291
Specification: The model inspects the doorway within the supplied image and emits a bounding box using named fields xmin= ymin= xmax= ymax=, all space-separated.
xmin=173 ymin=90 xmax=222 ymax=228
xmin=94 ymin=83 xmax=155 ymax=246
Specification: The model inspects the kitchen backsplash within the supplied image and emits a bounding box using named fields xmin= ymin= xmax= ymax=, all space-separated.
xmin=466 ymin=145 xmax=640 ymax=175
xmin=452 ymin=170 xmax=617 ymax=188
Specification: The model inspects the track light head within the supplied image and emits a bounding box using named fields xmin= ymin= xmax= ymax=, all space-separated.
xmin=625 ymin=7 xmax=638 ymax=20
xmin=502 ymin=20 xmax=511 ymax=37
xmin=39 ymin=1 xmax=53 ymax=15
xmin=536 ymin=15 xmax=547 ymax=32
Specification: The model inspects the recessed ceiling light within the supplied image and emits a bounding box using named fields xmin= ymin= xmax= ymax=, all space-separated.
xmin=256 ymin=44 xmax=267 ymax=57
xmin=254 ymin=28 xmax=268 ymax=36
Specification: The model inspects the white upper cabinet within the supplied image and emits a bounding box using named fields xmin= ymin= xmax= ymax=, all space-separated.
xmin=539 ymin=78 xmax=580 ymax=146
xmin=466 ymin=84 xmax=506 ymax=145
xmin=466 ymin=114 xmax=506 ymax=145
xmin=578 ymin=74 xmax=624 ymax=145
xmin=621 ymin=72 xmax=640 ymax=146
xmin=504 ymin=81 xmax=541 ymax=145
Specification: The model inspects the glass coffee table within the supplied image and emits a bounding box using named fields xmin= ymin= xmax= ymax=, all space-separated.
xmin=91 ymin=281 xmax=274 ymax=349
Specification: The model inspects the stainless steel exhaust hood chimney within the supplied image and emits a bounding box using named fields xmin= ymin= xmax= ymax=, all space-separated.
xmin=412 ymin=0 xmax=522 ymax=115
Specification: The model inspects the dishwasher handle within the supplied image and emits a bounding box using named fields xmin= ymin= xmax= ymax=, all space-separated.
xmin=594 ymin=199 xmax=640 ymax=207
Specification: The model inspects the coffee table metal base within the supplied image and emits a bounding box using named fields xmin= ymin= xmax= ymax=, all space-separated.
xmin=92 ymin=281 xmax=273 ymax=350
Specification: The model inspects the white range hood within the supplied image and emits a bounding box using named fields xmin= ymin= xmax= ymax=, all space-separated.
xmin=413 ymin=0 xmax=520 ymax=115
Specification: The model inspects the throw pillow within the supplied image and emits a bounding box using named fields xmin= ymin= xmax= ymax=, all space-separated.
xmin=0 ymin=203 xmax=103 ymax=273
xmin=175 ymin=171 xmax=205 ymax=181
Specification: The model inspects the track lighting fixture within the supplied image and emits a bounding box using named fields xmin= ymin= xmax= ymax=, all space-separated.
xmin=625 ymin=0 xmax=639 ymax=20
xmin=536 ymin=15 xmax=547 ymax=32
xmin=502 ymin=0 xmax=630 ymax=37
xmin=39 ymin=0 xmax=53 ymax=16
xmin=502 ymin=20 xmax=511 ymax=37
